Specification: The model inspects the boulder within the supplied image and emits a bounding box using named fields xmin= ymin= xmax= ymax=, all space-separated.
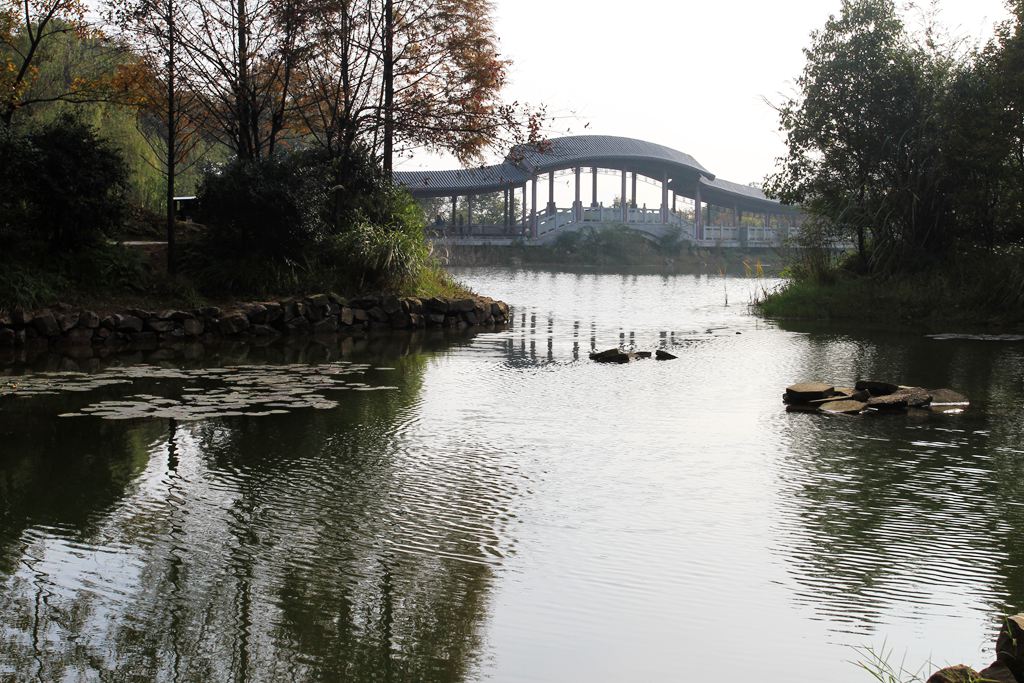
xmin=182 ymin=318 xmax=204 ymax=337
xmin=405 ymin=297 xmax=424 ymax=314
xmin=12 ymin=307 xmax=31 ymax=326
xmin=368 ymin=307 xmax=389 ymax=323
xmin=381 ymin=296 xmax=402 ymax=315
xmin=976 ymin=664 xmax=1016 ymax=683
xmin=146 ymin=319 xmax=175 ymax=333
xmin=79 ymin=311 xmax=100 ymax=329
xmin=0 ymin=328 xmax=15 ymax=347
xmin=251 ymin=324 xmax=279 ymax=337
xmin=352 ymin=308 xmax=369 ymax=323
xmin=32 ymin=311 xmax=60 ymax=337
xmin=115 ymin=315 xmax=144 ymax=333
xmin=218 ymin=314 xmax=250 ymax=336
xmin=243 ymin=303 xmax=268 ymax=324
xmin=57 ymin=312 xmax=79 ymax=332
xmin=427 ymin=313 xmax=446 ymax=326
xmin=785 ymin=382 xmax=835 ymax=403
xmin=635 ymin=351 xmax=653 ymax=359
xmin=425 ymin=297 xmax=451 ymax=313
xmin=453 ymin=298 xmax=476 ymax=313
xmin=590 ymin=348 xmax=634 ymax=364
xmin=993 ymin=615 xmax=1024 ymax=681
xmin=855 ymin=380 xmax=900 ymax=396
xmin=926 ymin=666 xmax=983 ymax=683
xmin=340 ymin=307 xmax=355 ymax=326
xmin=655 ymin=350 xmax=678 ymax=361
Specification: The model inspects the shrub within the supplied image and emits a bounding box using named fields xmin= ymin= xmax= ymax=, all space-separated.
xmin=196 ymin=154 xmax=328 ymax=261
xmin=0 ymin=114 xmax=127 ymax=253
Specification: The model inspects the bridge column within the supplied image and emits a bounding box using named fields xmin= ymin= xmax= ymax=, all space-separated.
xmin=531 ymin=176 xmax=538 ymax=238
xmin=630 ymin=172 xmax=637 ymax=208
xmin=621 ymin=169 xmax=628 ymax=223
xmin=734 ymin=204 xmax=741 ymax=227
xmin=521 ymin=184 xmax=528 ymax=235
xmin=547 ymin=171 xmax=556 ymax=216
xmin=672 ymin=191 xmax=677 ymax=213
xmin=694 ymin=182 xmax=704 ymax=240
xmin=573 ymin=167 xmax=582 ymax=222
xmin=467 ymin=195 xmax=474 ymax=234
xmin=661 ymin=171 xmax=669 ymax=224
xmin=451 ymin=196 xmax=457 ymax=231
xmin=591 ymin=167 xmax=599 ymax=207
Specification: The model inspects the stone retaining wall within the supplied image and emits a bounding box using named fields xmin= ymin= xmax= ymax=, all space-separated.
xmin=0 ymin=294 xmax=510 ymax=349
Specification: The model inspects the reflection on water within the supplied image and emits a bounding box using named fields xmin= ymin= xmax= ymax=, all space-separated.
xmin=0 ymin=334 xmax=522 ymax=682
xmin=2 ymin=269 xmax=1024 ymax=682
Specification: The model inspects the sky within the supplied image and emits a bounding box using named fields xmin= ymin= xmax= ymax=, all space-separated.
xmin=400 ymin=0 xmax=1012 ymax=190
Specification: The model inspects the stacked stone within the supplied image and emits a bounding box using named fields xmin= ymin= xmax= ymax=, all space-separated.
xmin=0 ymin=294 xmax=511 ymax=348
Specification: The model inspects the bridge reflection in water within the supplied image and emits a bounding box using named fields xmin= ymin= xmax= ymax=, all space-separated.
xmin=395 ymin=135 xmax=804 ymax=248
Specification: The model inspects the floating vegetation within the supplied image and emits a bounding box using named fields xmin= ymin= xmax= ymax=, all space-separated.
xmin=2 ymin=362 xmax=399 ymax=422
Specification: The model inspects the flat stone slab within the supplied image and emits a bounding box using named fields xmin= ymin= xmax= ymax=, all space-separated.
xmin=785 ymin=383 xmax=835 ymax=403
xmin=820 ymin=400 xmax=867 ymax=415
xmin=655 ymin=350 xmax=677 ymax=361
xmin=929 ymin=388 xmax=970 ymax=405
xmin=810 ymin=389 xmax=869 ymax=405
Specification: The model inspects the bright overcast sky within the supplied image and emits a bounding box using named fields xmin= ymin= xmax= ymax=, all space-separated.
xmin=400 ymin=0 xmax=1011 ymax=187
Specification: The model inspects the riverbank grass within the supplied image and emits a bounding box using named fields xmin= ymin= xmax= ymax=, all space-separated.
xmin=756 ymin=257 xmax=1024 ymax=330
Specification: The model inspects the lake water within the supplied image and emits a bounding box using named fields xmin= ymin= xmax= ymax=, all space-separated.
xmin=1 ymin=267 xmax=1022 ymax=682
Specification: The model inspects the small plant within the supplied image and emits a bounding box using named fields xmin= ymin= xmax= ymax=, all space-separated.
xmin=852 ymin=644 xmax=928 ymax=683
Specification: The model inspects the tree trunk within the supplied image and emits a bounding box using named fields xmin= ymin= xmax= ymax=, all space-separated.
xmin=166 ymin=0 xmax=177 ymax=275
xmin=237 ymin=0 xmax=251 ymax=160
xmin=382 ymin=0 xmax=394 ymax=175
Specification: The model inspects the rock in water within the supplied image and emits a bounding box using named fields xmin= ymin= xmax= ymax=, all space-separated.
xmin=929 ymin=388 xmax=970 ymax=406
xmin=855 ymin=380 xmax=900 ymax=396
xmin=820 ymin=400 xmax=867 ymax=415
xmin=589 ymin=348 xmax=633 ymax=364
xmin=655 ymin=350 xmax=677 ymax=361
xmin=866 ymin=393 xmax=910 ymax=412
xmin=784 ymin=383 xmax=835 ymax=403
xmin=635 ymin=351 xmax=653 ymax=359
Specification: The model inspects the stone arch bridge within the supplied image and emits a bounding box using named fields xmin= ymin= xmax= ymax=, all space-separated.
xmin=394 ymin=135 xmax=803 ymax=248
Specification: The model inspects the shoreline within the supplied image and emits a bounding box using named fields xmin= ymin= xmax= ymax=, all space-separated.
xmin=0 ymin=293 xmax=511 ymax=355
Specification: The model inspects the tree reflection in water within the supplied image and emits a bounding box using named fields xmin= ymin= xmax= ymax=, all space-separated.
xmin=0 ymin=336 xmax=519 ymax=682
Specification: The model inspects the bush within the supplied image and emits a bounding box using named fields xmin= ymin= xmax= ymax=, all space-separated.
xmin=0 ymin=114 xmax=127 ymax=253
xmin=196 ymin=154 xmax=328 ymax=261
xmin=187 ymin=149 xmax=434 ymax=297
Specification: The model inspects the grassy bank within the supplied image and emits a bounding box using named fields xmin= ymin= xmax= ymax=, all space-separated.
xmin=0 ymin=240 xmax=471 ymax=315
xmin=756 ymin=255 xmax=1024 ymax=330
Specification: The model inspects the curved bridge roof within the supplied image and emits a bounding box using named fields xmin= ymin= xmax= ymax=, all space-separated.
xmin=394 ymin=135 xmax=794 ymax=213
